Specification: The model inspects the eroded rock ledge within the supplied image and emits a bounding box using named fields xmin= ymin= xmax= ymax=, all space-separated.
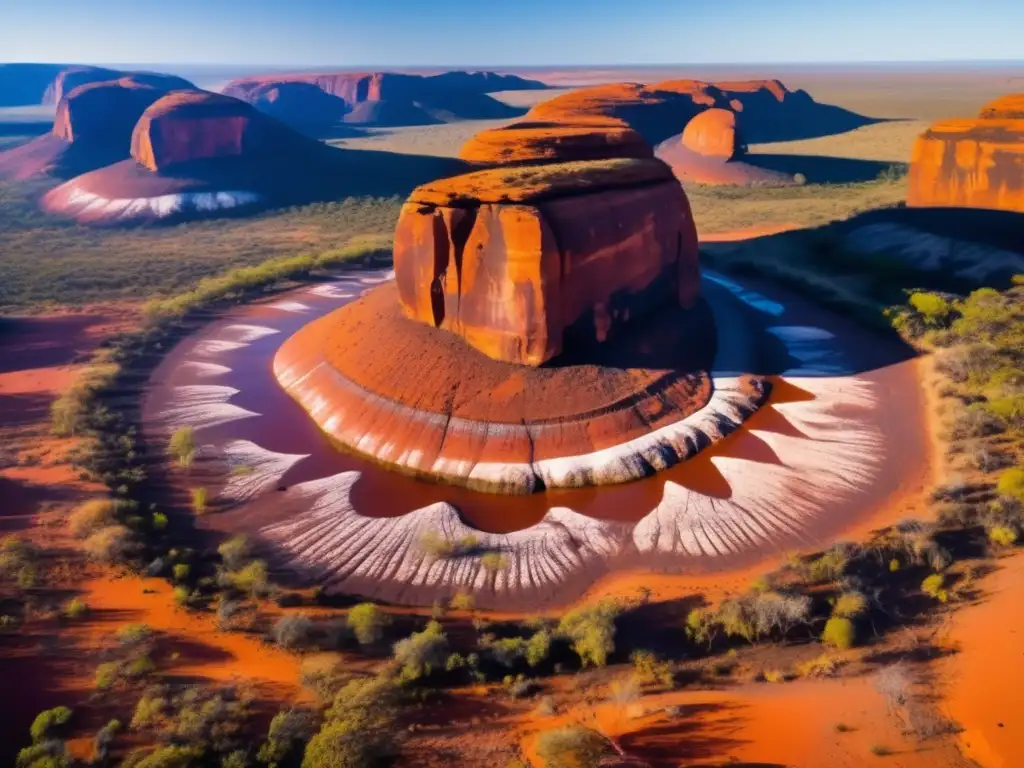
xmin=274 ymin=282 xmax=768 ymax=494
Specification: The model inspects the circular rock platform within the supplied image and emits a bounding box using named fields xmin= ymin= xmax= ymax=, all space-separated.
xmin=274 ymin=282 xmax=767 ymax=494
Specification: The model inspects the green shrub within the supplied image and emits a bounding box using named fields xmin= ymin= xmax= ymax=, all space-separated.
xmin=997 ymin=468 xmax=1024 ymax=503
xmin=988 ymin=525 xmax=1019 ymax=547
xmin=908 ymin=292 xmax=954 ymax=327
xmin=64 ymin=598 xmax=89 ymax=620
xmin=534 ymin=726 xmax=609 ymax=768
xmin=272 ymin=614 xmax=315 ymax=650
xmin=392 ymin=621 xmax=448 ymax=682
xmin=95 ymin=662 xmax=120 ymax=691
xmin=822 ymin=617 xmax=856 ymax=650
xmin=152 ymin=512 xmax=168 ymax=531
xmin=258 ymin=709 xmax=316 ymax=767
xmin=123 ymin=745 xmax=202 ymax=768
xmin=832 ymin=591 xmax=868 ymax=619
xmin=557 ymin=600 xmax=621 ymax=667
xmin=305 ymin=675 xmax=399 ymax=767
xmin=480 ymin=551 xmax=510 ymax=573
xmin=190 ymin=487 xmax=208 ymax=515
xmin=172 ymin=586 xmax=190 ymax=607
xmin=83 ymin=525 xmax=135 ymax=564
xmin=29 ymin=706 xmax=73 ymax=742
xmin=125 ymin=655 xmax=156 ymax=679
xmin=347 ymin=603 xmax=387 ymax=646
xmin=921 ymin=573 xmax=948 ymax=602
xmin=631 ymin=650 xmax=675 ymax=687
xmin=67 ymin=499 xmax=116 ymax=538
xmin=168 ymin=427 xmax=196 ymax=468
xmin=117 ymin=623 xmax=152 ymax=648
xmin=228 ymin=560 xmax=269 ymax=596
xmin=172 ymin=564 xmax=190 ymax=582
xmin=217 ymin=535 xmax=251 ymax=570
xmin=449 ymin=591 xmax=475 ymax=611
xmin=526 ymin=629 xmax=552 ymax=668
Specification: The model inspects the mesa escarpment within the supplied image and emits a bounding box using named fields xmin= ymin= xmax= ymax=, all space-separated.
xmin=222 ymin=70 xmax=547 ymax=127
xmin=908 ymin=94 xmax=1024 ymax=213
xmin=394 ymin=158 xmax=699 ymax=365
xmin=0 ymin=63 xmax=194 ymax=107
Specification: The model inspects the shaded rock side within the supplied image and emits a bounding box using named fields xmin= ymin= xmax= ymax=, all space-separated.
xmin=130 ymin=90 xmax=313 ymax=171
xmin=680 ymin=107 xmax=743 ymax=160
xmin=44 ymin=65 xmax=192 ymax=105
xmin=394 ymin=161 xmax=699 ymax=366
xmin=907 ymin=119 xmax=1024 ymax=214
xmin=52 ymin=77 xmax=168 ymax=147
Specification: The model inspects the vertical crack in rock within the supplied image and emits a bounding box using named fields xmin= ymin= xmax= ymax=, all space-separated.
xmin=445 ymin=206 xmax=477 ymax=323
xmin=430 ymin=211 xmax=449 ymax=328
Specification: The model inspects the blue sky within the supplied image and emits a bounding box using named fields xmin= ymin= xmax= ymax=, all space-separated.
xmin=2 ymin=0 xmax=1023 ymax=66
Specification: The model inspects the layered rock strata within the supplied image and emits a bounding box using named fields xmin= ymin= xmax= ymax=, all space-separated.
xmin=393 ymin=158 xmax=700 ymax=365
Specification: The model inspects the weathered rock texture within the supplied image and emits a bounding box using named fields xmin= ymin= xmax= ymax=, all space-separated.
xmin=681 ymin=108 xmax=743 ymax=160
xmin=222 ymin=70 xmax=546 ymax=126
xmin=393 ymin=158 xmax=700 ymax=365
xmin=53 ymin=77 xmax=167 ymax=147
xmin=130 ymin=90 xmax=315 ymax=171
xmin=907 ymin=118 xmax=1024 ymax=214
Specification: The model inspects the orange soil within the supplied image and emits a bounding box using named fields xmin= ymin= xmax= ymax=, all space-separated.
xmin=937 ymin=552 xmax=1024 ymax=768
xmin=519 ymin=676 xmax=965 ymax=767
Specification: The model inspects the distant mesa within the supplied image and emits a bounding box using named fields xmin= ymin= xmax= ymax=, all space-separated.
xmin=908 ymin=93 xmax=1024 ymax=214
xmin=221 ymin=70 xmax=548 ymax=128
xmin=0 ymin=63 xmax=194 ymax=107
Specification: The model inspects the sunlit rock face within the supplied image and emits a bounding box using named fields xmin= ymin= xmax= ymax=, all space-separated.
xmin=392 ymin=158 xmax=700 ymax=366
xmin=908 ymin=117 xmax=1024 ymax=214
xmin=130 ymin=90 xmax=311 ymax=171
xmin=681 ymin=107 xmax=743 ymax=160
xmin=979 ymin=94 xmax=1024 ymax=120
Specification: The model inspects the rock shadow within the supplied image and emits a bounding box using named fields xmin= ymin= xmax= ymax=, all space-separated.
xmin=746 ymin=153 xmax=903 ymax=184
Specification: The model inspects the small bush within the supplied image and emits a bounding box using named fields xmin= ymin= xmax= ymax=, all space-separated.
xmin=480 ymin=551 xmax=511 ymax=573
xmin=92 ymin=718 xmax=121 ymax=764
xmin=151 ymin=512 xmax=168 ymax=531
xmin=988 ymin=525 xmax=1019 ymax=547
xmin=347 ymin=603 xmax=387 ymax=646
xmin=172 ymin=564 xmax=190 ymax=582
xmin=29 ymin=706 xmax=73 ymax=742
xmin=392 ymin=620 xmax=448 ymax=682
xmin=921 ymin=573 xmax=948 ymax=602
xmin=832 ymin=591 xmax=868 ymax=619
xmin=190 ymin=487 xmax=208 ymax=515
xmin=526 ymin=629 xmax=552 ymax=668
xmin=217 ymin=535 xmax=251 ymax=570
xmin=67 ymin=499 xmax=116 ymax=538
xmin=796 ymin=653 xmax=842 ymax=678
xmin=125 ymin=655 xmax=156 ymax=679
xmin=997 ymin=468 xmax=1024 ymax=503
xmin=84 ymin=525 xmax=135 ymax=564
xmin=631 ymin=650 xmax=674 ymax=687
xmin=534 ymin=726 xmax=609 ymax=768
xmin=557 ymin=600 xmax=621 ymax=667
xmin=64 ymin=598 xmax=89 ymax=620
xmin=273 ymin=614 xmax=316 ymax=650
xmin=258 ymin=708 xmax=316 ymax=767
xmin=168 ymin=427 xmax=196 ymax=468
xmin=228 ymin=560 xmax=269 ymax=596
xmin=908 ymin=292 xmax=954 ymax=327
xmin=449 ymin=591 xmax=475 ymax=611
xmin=821 ymin=617 xmax=856 ymax=650
xmin=172 ymin=586 xmax=190 ymax=607
xmin=95 ymin=662 xmax=120 ymax=691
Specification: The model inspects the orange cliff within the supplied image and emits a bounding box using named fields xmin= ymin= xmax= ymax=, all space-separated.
xmin=907 ymin=119 xmax=1024 ymax=214
xmin=979 ymin=93 xmax=1024 ymax=120
xmin=393 ymin=158 xmax=699 ymax=366
xmin=458 ymin=121 xmax=652 ymax=166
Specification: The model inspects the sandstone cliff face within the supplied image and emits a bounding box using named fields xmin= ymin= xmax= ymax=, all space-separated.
xmin=394 ymin=158 xmax=699 ymax=365
xmin=907 ymin=119 xmax=1024 ymax=214
xmin=130 ymin=90 xmax=306 ymax=171
xmin=681 ymin=108 xmax=742 ymax=160
xmin=44 ymin=66 xmax=192 ymax=105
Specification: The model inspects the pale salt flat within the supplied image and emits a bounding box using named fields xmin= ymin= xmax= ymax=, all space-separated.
xmin=220 ymin=440 xmax=309 ymax=502
xmin=159 ymin=385 xmax=259 ymax=431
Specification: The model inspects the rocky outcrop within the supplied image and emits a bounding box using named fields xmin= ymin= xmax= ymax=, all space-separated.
xmin=907 ymin=118 xmax=1024 ymax=214
xmin=393 ymin=158 xmax=699 ymax=365
xmin=52 ymin=77 xmax=167 ymax=147
xmin=459 ymin=121 xmax=652 ymax=165
xmin=0 ymin=63 xmax=65 ymax=107
xmin=235 ymin=81 xmax=348 ymax=127
xmin=681 ymin=108 xmax=743 ymax=160
xmin=222 ymin=70 xmax=546 ymax=127
xmin=130 ymin=90 xmax=314 ymax=171
xmin=44 ymin=65 xmax=192 ymax=105
xmin=979 ymin=94 xmax=1024 ymax=120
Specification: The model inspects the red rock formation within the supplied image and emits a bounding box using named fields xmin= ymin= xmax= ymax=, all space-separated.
xmin=44 ymin=66 xmax=191 ymax=105
xmin=979 ymin=94 xmax=1024 ymax=120
xmin=130 ymin=90 xmax=309 ymax=171
xmin=908 ymin=118 xmax=1024 ymax=214
xmin=681 ymin=108 xmax=742 ymax=160
xmin=393 ymin=158 xmax=699 ymax=366
xmin=459 ymin=121 xmax=652 ymax=165
xmin=52 ymin=77 xmax=167 ymax=147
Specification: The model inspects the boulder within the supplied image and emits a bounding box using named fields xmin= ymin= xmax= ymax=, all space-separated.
xmin=681 ymin=108 xmax=743 ymax=160
xmin=459 ymin=121 xmax=652 ymax=165
xmin=979 ymin=94 xmax=1024 ymax=120
xmin=393 ymin=158 xmax=699 ymax=365
xmin=130 ymin=90 xmax=309 ymax=171
xmin=907 ymin=118 xmax=1024 ymax=214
